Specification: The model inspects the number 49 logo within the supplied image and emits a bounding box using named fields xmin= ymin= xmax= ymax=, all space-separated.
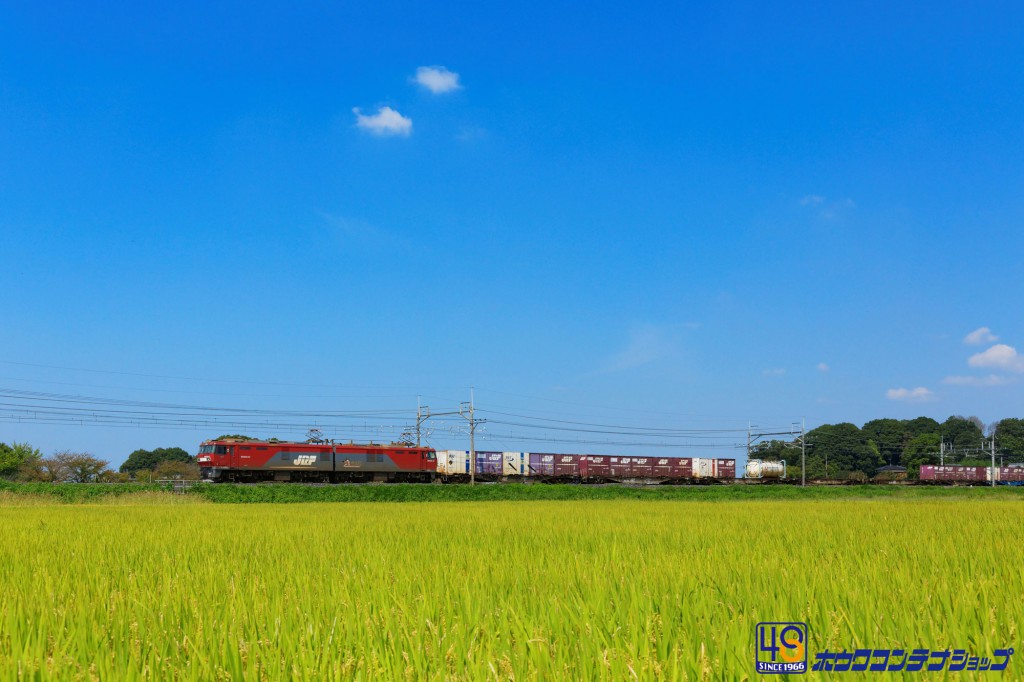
xmin=755 ymin=622 xmax=808 ymax=674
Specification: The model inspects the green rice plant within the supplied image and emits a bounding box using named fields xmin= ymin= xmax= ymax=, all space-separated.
xmin=0 ymin=499 xmax=1020 ymax=680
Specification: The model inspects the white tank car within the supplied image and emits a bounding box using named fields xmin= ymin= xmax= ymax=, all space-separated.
xmin=745 ymin=459 xmax=786 ymax=479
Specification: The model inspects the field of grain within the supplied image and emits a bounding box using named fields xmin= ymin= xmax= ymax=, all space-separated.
xmin=0 ymin=498 xmax=1021 ymax=680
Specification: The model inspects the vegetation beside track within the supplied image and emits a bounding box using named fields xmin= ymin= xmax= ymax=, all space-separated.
xmin=3 ymin=480 xmax=1023 ymax=504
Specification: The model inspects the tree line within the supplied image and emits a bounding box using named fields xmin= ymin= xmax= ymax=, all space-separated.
xmin=752 ymin=416 xmax=1024 ymax=479
xmin=0 ymin=443 xmax=198 ymax=483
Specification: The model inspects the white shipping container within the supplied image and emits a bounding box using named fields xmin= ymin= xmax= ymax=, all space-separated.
xmin=435 ymin=450 xmax=469 ymax=476
xmin=693 ymin=458 xmax=715 ymax=478
xmin=502 ymin=452 xmax=526 ymax=476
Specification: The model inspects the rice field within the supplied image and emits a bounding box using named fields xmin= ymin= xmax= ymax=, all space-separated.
xmin=0 ymin=498 xmax=1021 ymax=680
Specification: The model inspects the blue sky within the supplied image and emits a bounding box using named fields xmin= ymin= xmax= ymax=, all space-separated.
xmin=1 ymin=1 xmax=1023 ymax=464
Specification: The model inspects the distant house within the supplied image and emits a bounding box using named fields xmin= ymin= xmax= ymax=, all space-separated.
xmin=874 ymin=464 xmax=908 ymax=481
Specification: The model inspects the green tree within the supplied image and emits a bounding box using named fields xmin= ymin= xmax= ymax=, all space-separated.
xmin=804 ymin=423 xmax=882 ymax=478
xmin=861 ymin=419 xmax=906 ymax=465
xmin=903 ymin=416 xmax=941 ymax=439
xmin=902 ymin=433 xmax=941 ymax=469
xmin=52 ymin=452 xmax=110 ymax=483
xmin=120 ymin=447 xmax=193 ymax=474
xmin=153 ymin=460 xmax=200 ymax=480
xmin=940 ymin=416 xmax=984 ymax=454
xmin=0 ymin=441 xmax=43 ymax=479
xmin=994 ymin=418 xmax=1024 ymax=461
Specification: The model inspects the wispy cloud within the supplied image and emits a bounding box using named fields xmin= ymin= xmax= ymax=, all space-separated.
xmin=886 ymin=387 xmax=935 ymax=402
xmin=601 ymin=326 xmax=676 ymax=373
xmin=964 ymin=327 xmax=998 ymax=345
xmin=799 ymin=195 xmax=855 ymax=220
xmin=762 ymin=368 xmax=786 ymax=377
xmin=319 ymin=213 xmax=406 ymax=249
xmin=412 ymin=66 xmax=461 ymax=94
xmin=942 ymin=374 xmax=1014 ymax=387
xmin=816 ymin=362 xmax=830 ymax=372
xmin=597 ymin=324 xmax=696 ymax=374
xmin=353 ymin=106 xmax=412 ymax=136
xmin=968 ymin=344 xmax=1024 ymax=372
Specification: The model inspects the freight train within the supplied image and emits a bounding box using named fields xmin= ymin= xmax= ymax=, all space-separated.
xmin=196 ymin=438 xmax=1023 ymax=485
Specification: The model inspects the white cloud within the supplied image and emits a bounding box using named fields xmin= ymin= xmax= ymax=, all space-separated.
xmin=413 ymin=66 xmax=461 ymax=94
xmin=816 ymin=363 xmax=830 ymax=372
xmin=762 ymin=368 xmax=786 ymax=377
xmin=353 ymin=106 xmax=412 ymax=137
xmin=886 ymin=387 xmax=935 ymax=402
xmin=967 ymin=344 xmax=1024 ymax=372
xmin=598 ymin=325 xmax=683 ymax=374
xmin=964 ymin=327 xmax=998 ymax=345
xmin=942 ymin=374 xmax=1014 ymax=387
xmin=798 ymin=195 xmax=855 ymax=220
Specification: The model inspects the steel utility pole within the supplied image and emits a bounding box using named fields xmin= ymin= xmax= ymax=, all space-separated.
xmin=415 ymin=398 xmax=430 ymax=447
xmin=415 ymin=391 xmax=484 ymax=483
xmin=801 ymin=417 xmax=806 ymax=487
xmin=991 ymin=436 xmax=996 ymax=488
xmin=460 ymin=389 xmax=481 ymax=485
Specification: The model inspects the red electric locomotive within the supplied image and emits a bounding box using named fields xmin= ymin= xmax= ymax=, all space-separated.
xmin=197 ymin=438 xmax=436 ymax=482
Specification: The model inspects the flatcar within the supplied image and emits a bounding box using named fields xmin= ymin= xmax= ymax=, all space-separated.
xmin=197 ymin=438 xmax=436 ymax=482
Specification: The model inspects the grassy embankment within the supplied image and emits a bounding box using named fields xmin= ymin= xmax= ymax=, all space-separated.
xmin=2 ymin=479 xmax=1023 ymax=503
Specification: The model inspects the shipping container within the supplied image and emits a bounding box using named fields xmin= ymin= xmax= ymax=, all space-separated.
xmin=435 ymin=450 xmax=469 ymax=476
xmin=1000 ymin=466 xmax=1024 ymax=482
xmin=475 ymin=451 xmax=504 ymax=476
xmin=502 ymin=452 xmax=527 ymax=476
xmin=579 ymin=455 xmax=611 ymax=480
xmin=717 ymin=459 xmax=737 ymax=480
xmin=670 ymin=458 xmax=694 ymax=479
xmin=919 ymin=465 xmax=988 ymax=482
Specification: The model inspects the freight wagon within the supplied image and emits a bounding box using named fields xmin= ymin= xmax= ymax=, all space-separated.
xmin=434 ymin=450 xmax=737 ymax=483
xmin=919 ymin=464 xmax=1024 ymax=484
xmin=197 ymin=439 xmax=436 ymax=482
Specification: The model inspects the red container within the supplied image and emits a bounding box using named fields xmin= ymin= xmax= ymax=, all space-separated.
xmin=652 ymin=457 xmax=674 ymax=478
xmin=670 ymin=458 xmax=694 ymax=479
xmin=1000 ymin=466 xmax=1024 ymax=482
xmin=920 ymin=465 xmax=987 ymax=482
xmin=608 ymin=457 xmax=631 ymax=478
xmin=580 ymin=455 xmax=611 ymax=479
xmin=716 ymin=459 xmax=737 ymax=480
xmin=552 ymin=454 xmax=581 ymax=477
xmin=628 ymin=457 xmax=655 ymax=477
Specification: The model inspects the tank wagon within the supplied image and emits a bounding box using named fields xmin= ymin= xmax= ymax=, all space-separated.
xmin=197 ymin=438 xmax=436 ymax=482
xmin=744 ymin=459 xmax=787 ymax=480
xmin=435 ymin=450 xmax=737 ymax=483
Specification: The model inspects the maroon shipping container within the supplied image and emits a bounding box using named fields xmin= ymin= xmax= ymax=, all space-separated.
xmin=670 ymin=458 xmax=694 ymax=479
xmin=607 ymin=457 xmax=631 ymax=478
xmin=1000 ymin=467 xmax=1024 ymax=482
xmin=652 ymin=457 xmax=674 ymax=478
xmin=553 ymin=454 xmax=581 ymax=477
xmin=716 ymin=459 xmax=737 ymax=480
xmin=579 ymin=455 xmax=611 ymax=479
xmin=626 ymin=457 xmax=653 ymax=477
xmin=919 ymin=465 xmax=988 ymax=482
